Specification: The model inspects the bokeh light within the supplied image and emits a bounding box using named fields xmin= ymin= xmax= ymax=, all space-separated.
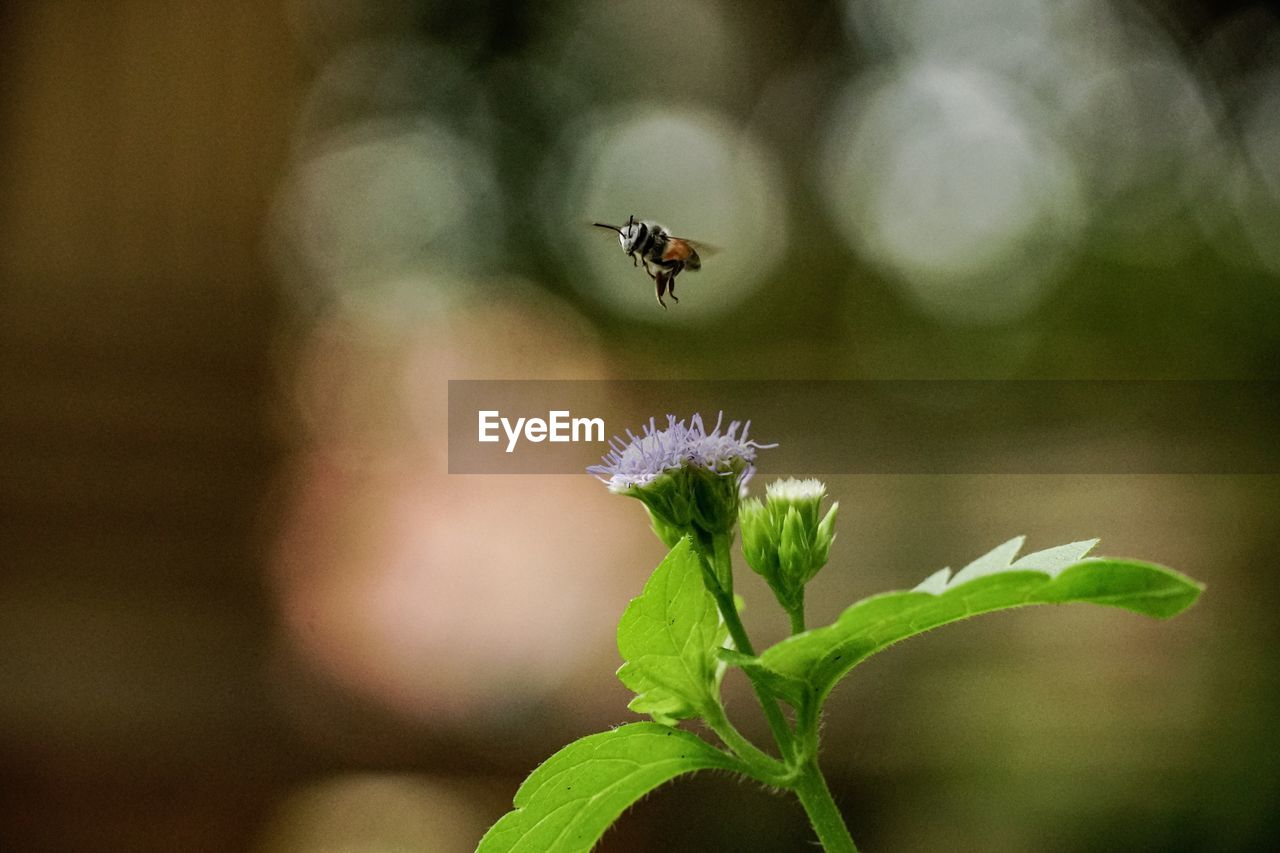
xmin=272 ymin=118 xmax=497 ymax=306
xmin=830 ymin=0 xmax=1256 ymax=326
xmin=846 ymin=0 xmax=1057 ymax=67
xmin=269 ymin=287 xmax=655 ymax=727
xmin=254 ymin=774 xmax=485 ymax=853
xmin=286 ymin=0 xmax=430 ymax=60
xmin=295 ymin=36 xmax=495 ymax=143
xmin=1234 ymin=68 xmax=1280 ymax=273
xmin=1064 ymin=56 xmax=1221 ymax=266
xmin=822 ymin=62 xmax=1084 ymax=325
xmin=540 ymin=0 xmax=748 ymax=107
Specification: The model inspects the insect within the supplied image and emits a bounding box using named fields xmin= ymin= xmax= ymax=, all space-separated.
xmin=592 ymin=215 xmax=711 ymax=308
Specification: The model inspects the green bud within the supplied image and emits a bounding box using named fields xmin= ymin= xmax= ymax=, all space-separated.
xmin=739 ymin=496 xmax=779 ymax=579
xmin=740 ymin=478 xmax=839 ymax=617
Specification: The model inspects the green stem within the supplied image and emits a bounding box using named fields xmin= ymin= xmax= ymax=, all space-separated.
xmin=793 ymin=759 xmax=858 ymax=853
xmin=708 ymin=534 xmax=796 ymax=761
xmin=788 ymin=589 xmax=806 ymax=635
xmin=701 ymin=702 xmax=791 ymax=785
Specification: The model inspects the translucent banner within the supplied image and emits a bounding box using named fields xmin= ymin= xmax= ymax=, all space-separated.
xmin=447 ymin=380 xmax=1280 ymax=475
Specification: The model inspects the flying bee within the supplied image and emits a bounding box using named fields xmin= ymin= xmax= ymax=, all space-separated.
xmin=592 ymin=215 xmax=713 ymax=308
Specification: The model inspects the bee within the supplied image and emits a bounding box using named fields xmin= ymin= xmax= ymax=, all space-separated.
xmin=593 ymin=215 xmax=711 ymax=308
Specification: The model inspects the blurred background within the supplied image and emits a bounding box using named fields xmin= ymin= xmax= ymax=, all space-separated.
xmin=2 ymin=0 xmax=1279 ymax=851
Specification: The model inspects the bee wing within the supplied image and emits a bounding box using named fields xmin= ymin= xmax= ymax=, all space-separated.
xmin=666 ymin=236 xmax=721 ymax=257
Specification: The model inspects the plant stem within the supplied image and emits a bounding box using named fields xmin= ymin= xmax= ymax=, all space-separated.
xmin=708 ymin=534 xmax=796 ymax=761
xmin=793 ymin=759 xmax=858 ymax=853
xmin=789 ymin=609 xmax=806 ymax=634
xmin=788 ymin=589 xmax=806 ymax=634
xmin=701 ymin=702 xmax=790 ymax=784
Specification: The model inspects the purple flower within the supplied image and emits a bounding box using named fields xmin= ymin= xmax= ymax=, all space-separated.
xmin=589 ymin=414 xmax=775 ymax=547
xmin=588 ymin=413 xmax=772 ymax=493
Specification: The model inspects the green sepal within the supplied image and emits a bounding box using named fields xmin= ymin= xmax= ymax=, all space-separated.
xmin=779 ymin=507 xmax=809 ymax=582
xmin=622 ymin=462 xmax=746 ymax=550
xmin=645 ymin=506 xmax=686 ymax=549
xmin=813 ymin=502 xmax=838 ymax=569
xmin=688 ymin=463 xmax=744 ymax=538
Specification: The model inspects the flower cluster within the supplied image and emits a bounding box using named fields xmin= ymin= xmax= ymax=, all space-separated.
xmin=588 ymin=414 xmax=772 ymax=548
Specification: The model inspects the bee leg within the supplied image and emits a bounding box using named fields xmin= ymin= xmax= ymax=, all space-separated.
xmin=654 ymin=271 xmax=670 ymax=308
xmin=667 ymin=271 xmax=679 ymax=303
xmin=641 ymin=260 xmax=656 ymax=279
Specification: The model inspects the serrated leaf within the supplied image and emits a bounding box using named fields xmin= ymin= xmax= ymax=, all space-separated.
xmin=1011 ymin=538 xmax=1099 ymax=574
xmin=916 ymin=539 xmax=1101 ymax=593
xmin=948 ymin=536 xmax=1025 ymax=586
xmin=913 ymin=567 xmax=951 ymax=594
xmin=477 ymin=723 xmax=738 ymax=853
xmin=757 ymin=553 xmax=1204 ymax=704
xmin=616 ymin=538 xmax=723 ymax=722
xmin=617 ymin=664 xmax=697 ymax=725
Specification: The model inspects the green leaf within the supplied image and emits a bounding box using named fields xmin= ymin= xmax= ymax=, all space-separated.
xmin=616 ymin=537 xmax=724 ymax=723
xmin=477 ymin=723 xmax=738 ymax=853
xmin=618 ymin=667 xmax=697 ymax=726
xmin=718 ymin=648 xmax=811 ymax=710
xmin=756 ymin=540 xmax=1204 ymax=703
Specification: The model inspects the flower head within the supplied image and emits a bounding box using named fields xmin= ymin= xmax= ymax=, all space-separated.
xmin=588 ymin=414 xmax=774 ymax=547
xmin=588 ymin=413 xmax=768 ymax=493
xmin=764 ymin=478 xmax=827 ymax=503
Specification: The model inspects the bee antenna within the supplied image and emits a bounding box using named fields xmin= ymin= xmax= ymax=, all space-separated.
xmin=592 ymin=222 xmax=624 ymax=234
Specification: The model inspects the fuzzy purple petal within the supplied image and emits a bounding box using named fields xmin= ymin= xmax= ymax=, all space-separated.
xmin=587 ymin=413 xmax=775 ymax=492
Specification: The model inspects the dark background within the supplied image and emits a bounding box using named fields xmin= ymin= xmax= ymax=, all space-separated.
xmin=2 ymin=1 xmax=1279 ymax=851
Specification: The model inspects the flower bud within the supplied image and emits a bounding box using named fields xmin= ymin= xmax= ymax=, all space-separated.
xmin=740 ymin=478 xmax=839 ymax=615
